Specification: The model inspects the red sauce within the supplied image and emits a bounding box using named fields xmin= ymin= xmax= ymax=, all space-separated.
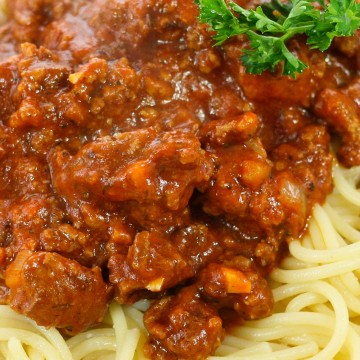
xmin=0 ymin=0 xmax=359 ymax=358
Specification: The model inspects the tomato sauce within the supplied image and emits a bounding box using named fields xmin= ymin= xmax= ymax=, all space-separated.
xmin=0 ymin=0 xmax=359 ymax=358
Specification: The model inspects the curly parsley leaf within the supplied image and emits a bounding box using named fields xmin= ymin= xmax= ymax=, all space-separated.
xmin=194 ymin=0 xmax=247 ymax=45
xmin=195 ymin=0 xmax=360 ymax=77
xmin=307 ymin=0 xmax=360 ymax=51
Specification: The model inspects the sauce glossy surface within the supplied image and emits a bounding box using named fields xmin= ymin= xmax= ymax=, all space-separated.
xmin=0 ymin=0 xmax=359 ymax=358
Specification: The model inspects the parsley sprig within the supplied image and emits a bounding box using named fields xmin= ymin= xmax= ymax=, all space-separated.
xmin=195 ymin=0 xmax=360 ymax=77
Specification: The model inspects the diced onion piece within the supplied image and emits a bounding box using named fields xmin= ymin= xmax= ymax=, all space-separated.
xmin=146 ymin=277 xmax=165 ymax=292
xmin=5 ymin=250 xmax=33 ymax=288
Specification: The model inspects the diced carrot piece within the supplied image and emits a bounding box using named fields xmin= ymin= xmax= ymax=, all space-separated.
xmin=220 ymin=266 xmax=252 ymax=294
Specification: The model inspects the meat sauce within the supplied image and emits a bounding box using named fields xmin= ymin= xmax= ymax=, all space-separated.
xmin=0 ymin=0 xmax=359 ymax=359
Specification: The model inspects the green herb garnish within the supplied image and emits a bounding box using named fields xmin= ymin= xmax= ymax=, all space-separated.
xmin=195 ymin=0 xmax=360 ymax=77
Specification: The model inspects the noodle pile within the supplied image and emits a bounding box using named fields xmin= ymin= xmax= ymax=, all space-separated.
xmin=0 ymin=301 xmax=148 ymax=360
xmin=0 ymin=163 xmax=359 ymax=359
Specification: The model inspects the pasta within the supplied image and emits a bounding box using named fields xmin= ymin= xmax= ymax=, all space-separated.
xmin=0 ymin=162 xmax=358 ymax=359
xmin=0 ymin=302 xmax=147 ymax=360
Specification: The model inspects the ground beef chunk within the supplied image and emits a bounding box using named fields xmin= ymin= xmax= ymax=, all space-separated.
xmin=109 ymin=231 xmax=194 ymax=303
xmin=0 ymin=61 xmax=19 ymax=120
xmin=61 ymin=57 xmax=141 ymax=128
xmin=197 ymin=261 xmax=273 ymax=320
xmin=5 ymin=250 xmax=111 ymax=335
xmin=223 ymin=37 xmax=326 ymax=107
xmin=172 ymin=224 xmax=223 ymax=273
xmin=144 ymin=286 xmax=224 ymax=360
xmin=314 ymin=86 xmax=360 ymax=167
xmin=39 ymin=224 xmax=107 ymax=267
xmin=332 ymin=31 xmax=359 ymax=59
xmin=6 ymin=0 xmax=72 ymax=44
xmin=49 ymin=127 xmax=213 ymax=228
xmin=5 ymin=195 xmax=64 ymax=263
xmin=199 ymin=113 xmax=331 ymax=241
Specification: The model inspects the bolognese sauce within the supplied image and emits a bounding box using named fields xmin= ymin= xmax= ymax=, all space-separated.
xmin=0 ymin=0 xmax=358 ymax=359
